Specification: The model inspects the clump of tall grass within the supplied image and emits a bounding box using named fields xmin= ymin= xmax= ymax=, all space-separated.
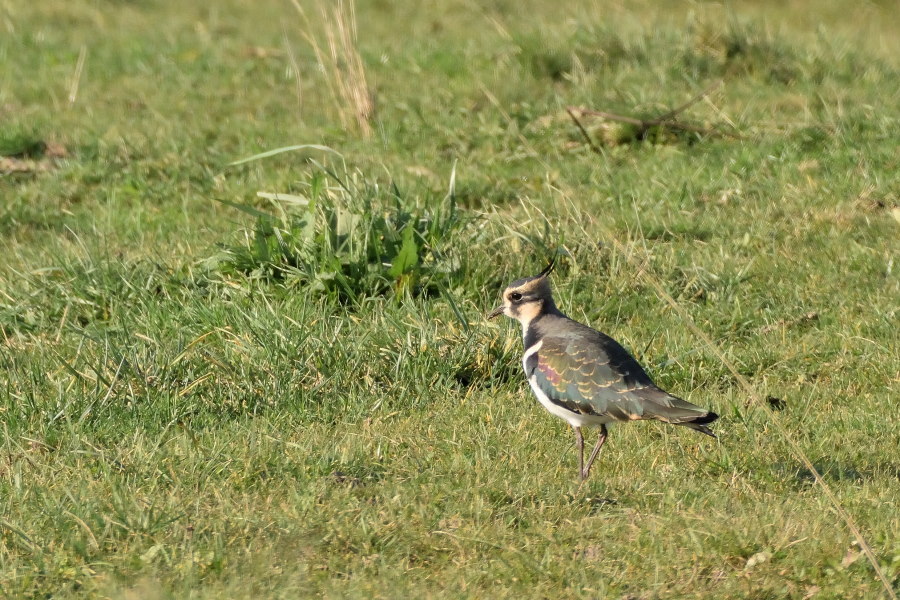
xmin=291 ymin=0 xmax=374 ymax=137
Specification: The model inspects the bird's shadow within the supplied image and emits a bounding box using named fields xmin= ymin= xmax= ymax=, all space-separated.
xmin=566 ymin=490 xmax=620 ymax=512
xmin=585 ymin=496 xmax=619 ymax=511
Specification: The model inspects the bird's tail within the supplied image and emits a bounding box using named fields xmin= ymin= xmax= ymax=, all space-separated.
xmin=675 ymin=412 xmax=719 ymax=438
xmin=639 ymin=388 xmax=719 ymax=437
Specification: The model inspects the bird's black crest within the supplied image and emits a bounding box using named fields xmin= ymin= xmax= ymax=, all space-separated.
xmin=507 ymin=256 xmax=559 ymax=289
xmin=535 ymin=256 xmax=556 ymax=279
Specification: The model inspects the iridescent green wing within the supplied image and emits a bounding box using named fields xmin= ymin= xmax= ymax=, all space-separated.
xmin=528 ymin=331 xmax=655 ymax=420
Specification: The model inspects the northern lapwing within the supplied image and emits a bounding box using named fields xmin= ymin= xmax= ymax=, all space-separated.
xmin=488 ymin=260 xmax=718 ymax=481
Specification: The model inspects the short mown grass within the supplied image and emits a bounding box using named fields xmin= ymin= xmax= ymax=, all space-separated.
xmin=1 ymin=0 xmax=898 ymax=598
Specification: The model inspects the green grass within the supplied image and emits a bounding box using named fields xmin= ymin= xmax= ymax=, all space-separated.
xmin=2 ymin=0 xmax=899 ymax=597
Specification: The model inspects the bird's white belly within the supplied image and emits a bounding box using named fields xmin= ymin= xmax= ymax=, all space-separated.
xmin=527 ymin=375 xmax=615 ymax=427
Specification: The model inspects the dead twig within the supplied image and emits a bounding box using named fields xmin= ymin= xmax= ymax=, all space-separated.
xmin=568 ymin=80 xmax=742 ymax=143
xmin=652 ymin=80 xmax=722 ymax=124
xmin=565 ymin=107 xmax=602 ymax=155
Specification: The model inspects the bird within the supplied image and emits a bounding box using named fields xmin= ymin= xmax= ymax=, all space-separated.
xmin=487 ymin=259 xmax=718 ymax=481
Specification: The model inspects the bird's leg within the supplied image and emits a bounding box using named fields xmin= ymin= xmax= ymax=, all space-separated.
xmin=582 ymin=424 xmax=609 ymax=481
xmin=574 ymin=426 xmax=585 ymax=481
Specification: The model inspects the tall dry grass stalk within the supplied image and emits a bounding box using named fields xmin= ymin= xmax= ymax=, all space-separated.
xmin=291 ymin=0 xmax=374 ymax=137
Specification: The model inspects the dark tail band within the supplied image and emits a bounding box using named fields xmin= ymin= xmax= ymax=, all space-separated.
xmin=679 ymin=412 xmax=719 ymax=437
xmin=691 ymin=411 xmax=719 ymax=425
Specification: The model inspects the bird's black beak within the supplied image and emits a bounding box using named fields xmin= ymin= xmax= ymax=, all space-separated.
xmin=487 ymin=305 xmax=505 ymax=320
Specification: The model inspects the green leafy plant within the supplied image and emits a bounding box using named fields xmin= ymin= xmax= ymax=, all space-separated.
xmin=211 ymin=168 xmax=465 ymax=301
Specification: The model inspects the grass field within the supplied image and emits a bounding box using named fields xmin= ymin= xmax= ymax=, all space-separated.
xmin=2 ymin=0 xmax=899 ymax=597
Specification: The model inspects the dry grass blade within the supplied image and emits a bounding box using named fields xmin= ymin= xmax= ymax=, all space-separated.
xmin=68 ymin=44 xmax=87 ymax=105
xmin=291 ymin=0 xmax=374 ymax=137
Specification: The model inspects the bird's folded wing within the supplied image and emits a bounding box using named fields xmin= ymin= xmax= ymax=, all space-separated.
xmin=527 ymin=333 xmax=656 ymax=420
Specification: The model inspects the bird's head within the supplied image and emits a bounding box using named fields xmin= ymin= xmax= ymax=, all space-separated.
xmin=487 ymin=259 xmax=558 ymax=325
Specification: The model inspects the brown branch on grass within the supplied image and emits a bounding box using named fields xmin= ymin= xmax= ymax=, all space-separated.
xmin=565 ymin=107 xmax=602 ymax=155
xmin=568 ymin=80 xmax=742 ymax=145
xmin=575 ymin=80 xmax=722 ymax=128
xmin=652 ymin=80 xmax=723 ymax=124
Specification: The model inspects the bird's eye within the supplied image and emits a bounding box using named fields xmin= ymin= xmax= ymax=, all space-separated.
xmin=509 ymin=292 xmax=523 ymax=302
